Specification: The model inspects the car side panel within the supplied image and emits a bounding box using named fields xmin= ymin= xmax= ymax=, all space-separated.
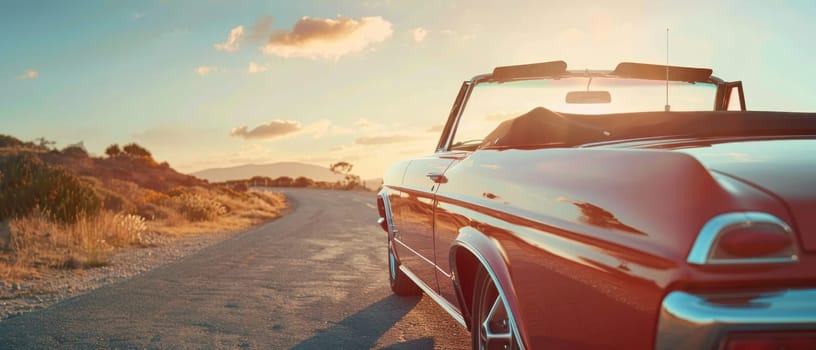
xmin=440 ymin=198 xmax=671 ymax=349
xmin=432 ymin=146 xmax=816 ymax=348
xmin=389 ymin=155 xmax=455 ymax=292
xmin=432 ymin=147 xmax=744 ymax=349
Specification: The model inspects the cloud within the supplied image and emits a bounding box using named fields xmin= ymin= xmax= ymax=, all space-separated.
xmin=355 ymin=135 xmax=420 ymax=145
xmin=262 ymin=16 xmax=393 ymax=60
xmin=195 ymin=66 xmax=219 ymax=76
xmin=412 ymin=27 xmax=428 ymax=43
xmin=132 ymin=12 xmax=144 ymax=21
xmin=214 ymin=25 xmax=244 ymax=52
xmin=18 ymin=69 xmax=38 ymax=80
xmin=230 ymin=120 xmax=302 ymax=140
xmin=248 ymin=16 xmax=273 ymax=41
xmin=354 ymin=118 xmax=378 ymax=129
xmin=247 ymin=61 xmax=269 ymax=73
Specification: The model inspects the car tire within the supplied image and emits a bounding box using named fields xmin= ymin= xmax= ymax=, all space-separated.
xmin=388 ymin=235 xmax=421 ymax=296
xmin=471 ymin=265 xmax=520 ymax=350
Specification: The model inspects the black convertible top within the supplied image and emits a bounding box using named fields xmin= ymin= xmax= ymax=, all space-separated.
xmin=479 ymin=108 xmax=816 ymax=149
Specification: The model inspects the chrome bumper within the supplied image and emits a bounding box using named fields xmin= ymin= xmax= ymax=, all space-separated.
xmin=655 ymin=288 xmax=816 ymax=350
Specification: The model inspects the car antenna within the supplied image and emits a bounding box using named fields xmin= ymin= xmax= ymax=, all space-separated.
xmin=664 ymin=28 xmax=670 ymax=112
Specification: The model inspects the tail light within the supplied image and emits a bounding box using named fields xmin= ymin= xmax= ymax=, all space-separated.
xmin=712 ymin=223 xmax=795 ymax=260
xmin=723 ymin=332 xmax=816 ymax=350
xmin=688 ymin=212 xmax=798 ymax=265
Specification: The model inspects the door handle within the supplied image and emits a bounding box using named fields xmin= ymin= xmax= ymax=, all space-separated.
xmin=426 ymin=172 xmax=447 ymax=184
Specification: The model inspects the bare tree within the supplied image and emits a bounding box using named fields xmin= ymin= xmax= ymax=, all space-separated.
xmin=329 ymin=161 xmax=361 ymax=190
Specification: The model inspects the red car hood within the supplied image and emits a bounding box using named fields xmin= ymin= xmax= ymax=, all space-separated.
xmin=678 ymin=139 xmax=816 ymax=253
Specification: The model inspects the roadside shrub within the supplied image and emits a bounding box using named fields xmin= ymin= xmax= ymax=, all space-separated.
xmin=214 ymin=186 xmax=246 ymax=200
xmin=165 ymin=186 xmax=190 ymax=197
xmin=61 ymin=145 xmax=89 ymax=158
xmin=101 ymin=191 xmax=129 ymax=212
xmin=293 ymin=176 xmax=314 ymax=187
xmin=89 ymin=179 xmax=138 ymax=213
xmin=122 ymin=143 xmax=152 ymax=158
xmin=0 ymin=154 xmax=100 ymax=223
xmin=143 ymin=189 xmax=169 ymax=204
xmin=250 ymin=191 xmax=285 ymax=208
xmin=270 ymin=176 xmax=293 ymax=186
xmin=233 ymin=182 xmax=249 ymax=192
xmin=136 ymin=202 xmax=171 ymax=220
xmin=104 ymin=144 xmax=121 ymax=157
xmin=0 ymin=134 xmax=24 ymax=148
xmin=172 ymin=194 xmax=226 ymax=222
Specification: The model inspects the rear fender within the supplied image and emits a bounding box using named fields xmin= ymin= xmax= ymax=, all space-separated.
xmin=450 ymin=226 xmax=528 ymax=349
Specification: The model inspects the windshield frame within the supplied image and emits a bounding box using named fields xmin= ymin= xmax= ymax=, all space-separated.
xmin=436 ymin=67 xmax=734 ymax=153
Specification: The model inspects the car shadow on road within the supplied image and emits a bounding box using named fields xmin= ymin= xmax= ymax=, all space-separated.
xmin=379 ymin=337 xmax=435 ymax=349
xmin=291 ymin=294 xmax=431 ymax=350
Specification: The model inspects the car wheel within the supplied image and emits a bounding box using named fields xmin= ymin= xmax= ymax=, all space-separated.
xmin=388 ymin=235 xmax=421 ymax=296
xmin=471 ymin=265 xmax=520 ymax=350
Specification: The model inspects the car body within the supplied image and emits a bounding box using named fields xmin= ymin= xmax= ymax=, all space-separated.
xmin=376 ymin=61 xmax=816 ymax=349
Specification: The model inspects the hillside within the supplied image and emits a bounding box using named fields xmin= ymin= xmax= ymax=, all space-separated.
xmin=191 ymin=162 xmax=345 ymax=183
xmin=0 ymin=135 xmax=286 ymax=280
xmin=43 ymin=150 xmax=208 ymax=193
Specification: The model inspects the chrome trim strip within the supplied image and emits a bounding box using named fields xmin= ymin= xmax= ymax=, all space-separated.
xmin=655 ymin=289 xmax=816 ymax=350
xmin=443 ymin=79 xmax=477 ymax=151
xmin=399 ymin=265 xmax=466 ymax=328
xmin=394 ymin=238 xmax=452 ymax=278
xmin=687 ymin=212 xmax=797 ymax=265
xmin=453 ymin=239 xmax=526 ymax=350
xmin=378 ymin=192 xmax=398 ymax=236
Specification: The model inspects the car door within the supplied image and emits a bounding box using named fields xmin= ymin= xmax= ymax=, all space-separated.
xmin=430 ymin=155 xmax=471 ymax=307
xmin=390 ymin=81 xmax=472 ymax=293
xmin=390 ymin=152 xmax=464 ymax=292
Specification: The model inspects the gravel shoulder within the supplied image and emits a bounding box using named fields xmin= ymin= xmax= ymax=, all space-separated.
xmin=0 ymin=228 xmax=259 ymax=321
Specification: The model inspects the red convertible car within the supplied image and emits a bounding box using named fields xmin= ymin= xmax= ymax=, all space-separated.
xmin=376 ymin=61 xmax=816 ymax=349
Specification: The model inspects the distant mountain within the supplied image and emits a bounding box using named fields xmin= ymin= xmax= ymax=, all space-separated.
xmin=190 ymin=162 xmax=346 ymax=183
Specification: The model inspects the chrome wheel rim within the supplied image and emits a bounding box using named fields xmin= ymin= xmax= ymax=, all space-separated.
xmin=477 ymin=280 xmax=517 ymax=350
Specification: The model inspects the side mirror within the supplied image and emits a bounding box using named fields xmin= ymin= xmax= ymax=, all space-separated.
xmin=565 ymin=91 xmax=611 ymax=104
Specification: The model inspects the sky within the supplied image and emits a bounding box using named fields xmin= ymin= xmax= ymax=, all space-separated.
xmin=2 ymin=0 xmax=815 ymax=178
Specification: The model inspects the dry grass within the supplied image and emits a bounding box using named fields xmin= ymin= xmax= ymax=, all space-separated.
xmin=0 ymin=209 xmax=150 ymax=279
xmin=0 ymin=142 xmax=287 ymax=282
xmin=0 ymin=188 xmax=285 ymax=281
xmin=150 ymin=189 xmax=285 ymax=236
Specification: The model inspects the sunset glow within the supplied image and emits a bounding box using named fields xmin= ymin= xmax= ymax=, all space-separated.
xmin=2 ymin=0 xmax=815 ymax=178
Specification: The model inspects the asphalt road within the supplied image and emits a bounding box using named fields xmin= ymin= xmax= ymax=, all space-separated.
xmin=0 ymin=188 xmax=470 ymax=349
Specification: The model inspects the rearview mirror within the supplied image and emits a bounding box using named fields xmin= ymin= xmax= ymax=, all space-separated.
xmin=565 ymin=91 xmax=611 ymax=104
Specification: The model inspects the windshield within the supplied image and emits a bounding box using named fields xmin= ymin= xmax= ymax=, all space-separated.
xmin=450 ymin=77 xmax=717 ymax=149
